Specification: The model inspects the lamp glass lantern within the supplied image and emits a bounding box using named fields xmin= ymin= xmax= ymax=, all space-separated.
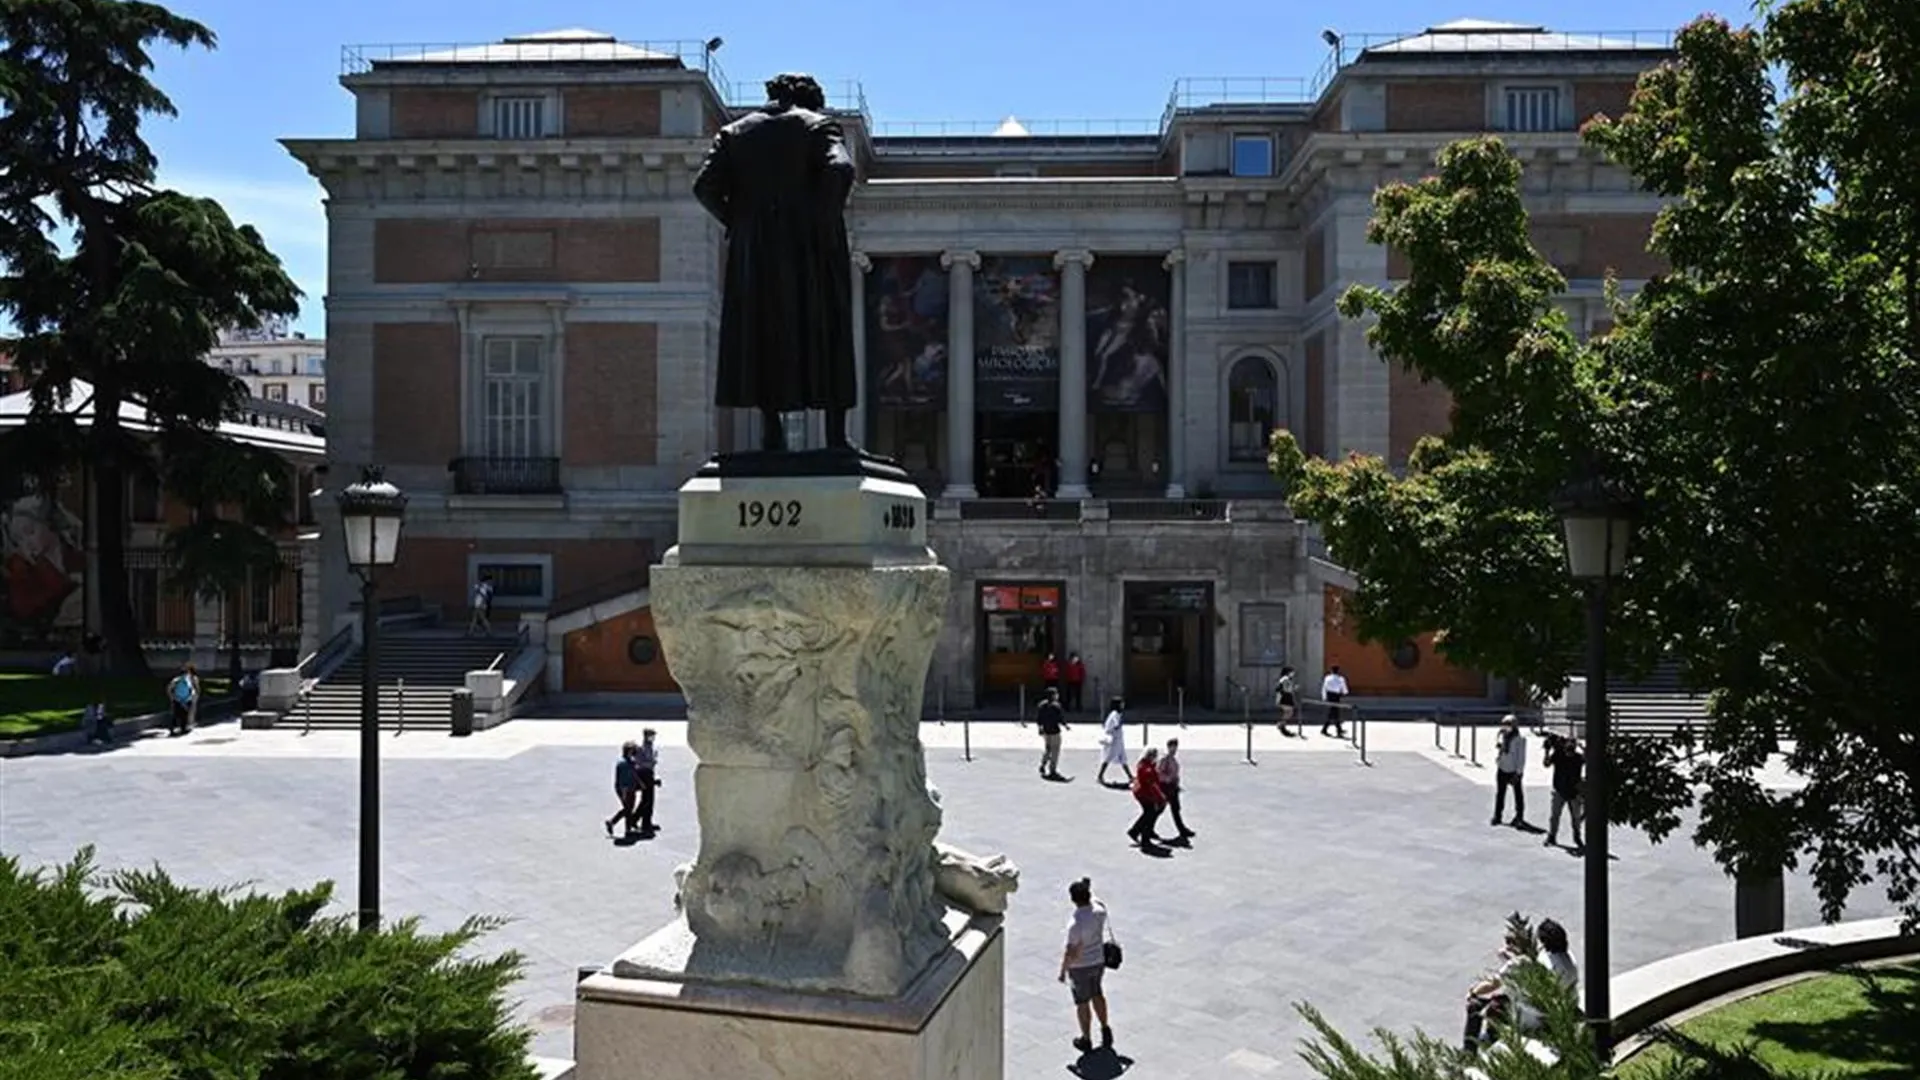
xmin=336 ymin=468 xmax=409 ymax=571
xmin=1555 ymin=477 xmax=1636 ymax=582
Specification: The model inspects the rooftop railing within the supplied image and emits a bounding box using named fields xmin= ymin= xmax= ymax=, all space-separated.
xmin=342 ymin=39 xmax=729 ymax=87
xmin=870 ymin=118 xmax=1164 ymax=154
xmin=1304 ymin=28 xmax=1680 ymax=100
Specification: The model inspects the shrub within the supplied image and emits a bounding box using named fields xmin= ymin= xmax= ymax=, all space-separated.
xmin=0 ymin=848 xmax=539 ymax=1080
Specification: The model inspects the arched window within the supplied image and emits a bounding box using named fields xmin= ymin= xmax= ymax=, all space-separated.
xmin=1227 ymin=355 xmax=1280 ymax=461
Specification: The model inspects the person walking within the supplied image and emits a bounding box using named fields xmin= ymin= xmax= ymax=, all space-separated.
xmin=1158 ymin=738 xmax=1194 ymax=840
xmin=1492 ymin=715 xmax=1529 ymax=827
xmin=1273 ymin=664 xmax=1300 ymax=736
xmin=1320 ymin=664 xmax=1349 ymax=737
xmin=1543 ymin=732 xmax=1585 ymax=849
xmin=1058 ymin=877 xmax=1115 ymax=1054
xmin=1097 ymin=696 xmax=1129 ymax=786
xmin=633 ymin=728 xmax=662 ymax=836
xmin=165 ymin=664 xmax=199 ymax=737
xmin=467 ymin=573 xmax=495 ymax=636
xmin=1128 ymin=747 xmax=1168 ymax=849
xmin=1063 ymin=652 xmax=1086 ymax=712
xmin=1036 ymin=687 xmax=1068 ymax=779
xmin=604 ymin=741 xmax=641 ymax=838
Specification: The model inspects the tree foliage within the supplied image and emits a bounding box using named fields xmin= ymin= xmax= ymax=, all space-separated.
xmin=0 ymin=0 xmax=301 ymax=675
xmin=0 ymin=848 xmax=539 ymax=1080
xmin=1272 ymin=5 xmax=1920 ymax=925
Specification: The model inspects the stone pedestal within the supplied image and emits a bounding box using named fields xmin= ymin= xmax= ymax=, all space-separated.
xmin=574 ymin=450 xmax=1009 ymax=1080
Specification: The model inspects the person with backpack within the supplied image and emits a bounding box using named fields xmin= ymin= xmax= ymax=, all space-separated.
xmin=1058 ymin=877 xmax=1115 ymax=1055
xmin=165 ymin=664 xmax=200 ymax=737
xmin=1273 ymin=664 xmax=1299 ymax=736
xmin=467 ymin=574 xmax=495 ymax=636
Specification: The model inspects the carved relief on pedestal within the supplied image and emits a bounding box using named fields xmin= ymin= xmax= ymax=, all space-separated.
xmin=645 ymin=562 xmax=956 ymax=997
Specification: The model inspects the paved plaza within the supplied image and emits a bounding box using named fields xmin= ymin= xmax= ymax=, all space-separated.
xmin=0 ymin=719 xmax=1888 ymax=1079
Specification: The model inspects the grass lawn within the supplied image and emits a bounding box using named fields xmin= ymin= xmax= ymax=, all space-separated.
xmin=0 ymin=673 xmax=232 ymax=739
xmin=1624 ymin=960 xmax=1920 ymax=1079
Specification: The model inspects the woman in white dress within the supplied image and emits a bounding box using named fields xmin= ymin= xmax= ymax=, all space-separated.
xmin=1097 ymin=697 xmax=1130 ymax=786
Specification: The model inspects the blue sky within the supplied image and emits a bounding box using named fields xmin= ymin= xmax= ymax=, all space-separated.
xmin=145 ymin=0 xmax=1740 ymax=335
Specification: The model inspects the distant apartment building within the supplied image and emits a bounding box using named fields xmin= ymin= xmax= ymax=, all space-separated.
xmin=284 ymin=21 xmax=1670 ymax=709
xmin=209 ymin=322 xmax=329 ymax=411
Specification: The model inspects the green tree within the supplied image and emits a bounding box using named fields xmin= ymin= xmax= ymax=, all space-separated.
xmin=0 ymin=0 xmax=301 ymax=676
xmin=160 ymin=427 xmax=292 ymax=686
xmin=1273 ymin=6 xmax=1920 ymax=925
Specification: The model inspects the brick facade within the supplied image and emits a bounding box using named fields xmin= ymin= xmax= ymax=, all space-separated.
xmin=1385 ymin=80 xmax=1486 ymax=131
xmin=388 ymin=90 xmax=479 ymax=138
xmin=1387 ymin=362 xmax=1454 ymax=463
xmin=371 ymin=323 xmax=460 ymax=464
xmin=372 ymin=218 xmax=662 ymax=284
xmin=383 ymin=536 xmax=653 ymax=616
xmin=1323 ymin=586 xmax=1487 ymax=697
xmin=562 ymin=604 xmax=678 ymax=692
xmin=563 ymin=323 xmax=659 ymax=467
xmin=561 ymin=87 xmax=662 ymax=137
xmin=1573 ymin=79 xmax=1639 ymax=125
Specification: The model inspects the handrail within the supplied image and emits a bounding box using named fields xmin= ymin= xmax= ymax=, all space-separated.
xmin=485 ymin=623 xmax=532 ymax=673
xmin=296 ymin=623 xmax=354 ymax=681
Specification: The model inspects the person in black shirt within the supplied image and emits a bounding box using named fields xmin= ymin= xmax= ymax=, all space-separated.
xmin=1035 ymin=687 xmax=1068 ymax=780
xmin=1543 ymin=732 xmax=1586 ymax=849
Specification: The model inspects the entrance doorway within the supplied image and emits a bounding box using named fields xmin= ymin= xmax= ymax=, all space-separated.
xmin=977 ymin=582 xmax=1065 ymax=704
xmin=977 ymin=412 xmax=1056 ymax=498
xmin=1123 ymin=581 xmax=1215 ymax=708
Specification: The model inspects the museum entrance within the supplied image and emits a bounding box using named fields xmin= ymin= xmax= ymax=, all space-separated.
xmin=1123 ymin=580 xmax=1215 ymax=709
xmin=976 ymin=582 xmax=1065 ymax=705
xmin=977 ymin=411 xmax=1056 ymax=498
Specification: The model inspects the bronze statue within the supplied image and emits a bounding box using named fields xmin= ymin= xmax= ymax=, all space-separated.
xmin=694 ymin=73 xmax=858 ymax=454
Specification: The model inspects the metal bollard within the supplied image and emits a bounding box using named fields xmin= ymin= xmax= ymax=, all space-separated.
xmin=1471 ymin=723 xmax=1480 ymax=766
xmin=1360 ymin=716 xmax=1370 ymax=766
xmin=1018 ymin=683 xmax=1027 ymax=727
xmin=938 ymin=678 xmax=947 ymax=726
xmin=1177 ymin=686 xmax=1186 ymax=728
xmin=396 ymin=678 xmax=406 ymax=733
xmin=1242 ymin=693 xmax=1256 ymax=765
xmin=963 ymin=712 xmax=972 ymax=762
xmin=1454 ymin=722 xmax=1462 ymax=758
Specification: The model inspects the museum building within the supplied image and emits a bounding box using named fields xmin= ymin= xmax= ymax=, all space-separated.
xmin=285 ymin=20 xmax=1671 ymax=710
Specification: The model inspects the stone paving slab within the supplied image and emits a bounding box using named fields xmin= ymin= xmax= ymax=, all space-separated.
xmin=0 ymin=729 xmax=1883 ymax=1079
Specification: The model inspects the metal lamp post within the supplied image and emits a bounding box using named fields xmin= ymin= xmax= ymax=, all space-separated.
xmin=336 ymin=466 xmax=408 ymax=932
xmin=1555 ymin=474 xmax=1636 ymax=1060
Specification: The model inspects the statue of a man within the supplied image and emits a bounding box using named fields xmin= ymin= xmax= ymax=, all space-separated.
xmin=693 ymin=73 xmax=858 ymax=454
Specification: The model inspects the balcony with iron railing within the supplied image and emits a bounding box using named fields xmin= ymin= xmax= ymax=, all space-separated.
xmin=448 ymin=456 xmax=562 ymax=496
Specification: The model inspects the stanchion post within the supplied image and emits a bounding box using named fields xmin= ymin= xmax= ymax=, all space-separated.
xmin=1454 ymin=721 xmax=1462 ymax=757
xmin=1177 ymin=686 xmax=1186 ymax=728
xmin=964 ymin=712 xmax=972 ymax=762
xmin=1018 ymin=683 xmax=1027 ymax=727
xmin=1471 ymin=723 xmax=1480 ymax=766
xmin=938 ymin=678 xmax=946 ymax=726
xmin=1360 ymin=716 xmax=1369 ymax=766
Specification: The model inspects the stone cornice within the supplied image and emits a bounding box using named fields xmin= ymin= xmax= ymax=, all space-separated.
xmin=1275 ymin=132 xmax=1610 ymax=195
xmin=281 ymin=136 xmax=712 ymax=183
xmin=854 ymin=178 xmax=1182 ymax=213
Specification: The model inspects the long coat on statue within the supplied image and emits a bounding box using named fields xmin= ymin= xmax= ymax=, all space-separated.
xmin=693 ymin=103 xmax=858 ymax=412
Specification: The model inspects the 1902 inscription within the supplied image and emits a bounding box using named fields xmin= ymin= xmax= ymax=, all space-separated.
xmin=882 ymin=504 xmax=917 ymax=530
xmin=737 ymin=499 xmax=804 ymax=528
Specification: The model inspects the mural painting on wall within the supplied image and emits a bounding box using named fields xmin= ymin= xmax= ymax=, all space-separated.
xmin=1 ymin=492 xmax=85 ymax=647
xmin=1086 ymin=256 xmax=1171 ymax=414
xmin=866 ymin=256 xmax=949 ymax=410
xmin=974 ymin=255 xmax=1060 ymax=412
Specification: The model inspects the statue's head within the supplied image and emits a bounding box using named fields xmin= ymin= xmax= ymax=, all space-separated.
xmin=765 ymin=72 xmax=827 ymax=111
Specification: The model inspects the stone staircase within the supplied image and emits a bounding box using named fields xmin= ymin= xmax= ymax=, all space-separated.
xmin=289 ymin=629 xmax=521 ymax=731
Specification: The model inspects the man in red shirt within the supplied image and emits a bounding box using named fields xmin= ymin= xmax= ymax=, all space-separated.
xmin=1063 ymin=652 xmax=1086 ymax=712
xmin=1041 ymin=654 xmax=1062 ymax=701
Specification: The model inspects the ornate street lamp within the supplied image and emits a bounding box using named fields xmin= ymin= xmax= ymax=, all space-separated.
xmin=336 ymin=466 xmax=408 ymax=931
xmin=1554 ymin=471 xmax=1637 ymax=1059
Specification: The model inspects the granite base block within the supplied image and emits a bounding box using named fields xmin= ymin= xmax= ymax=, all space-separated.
xmin=574 ymin=915 xmax=1004 ymax=1080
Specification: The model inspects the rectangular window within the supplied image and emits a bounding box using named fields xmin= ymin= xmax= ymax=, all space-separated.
xmin=263 ymin=382 xmax=287 ymax=401
xmin=480 ymin=336 xmax=547 ymax=458
xmin=493 ymin=96 xmax=547 ymax=139
xmin=1231 ymin=134 xmax=1274 ymax=177
xmin=1503 ymin=87 xmax=1561 ymax=133
xmin=128 ymin=472 xmax=162 ymax=522
xmin=474 ymin=561 xmax=548 ymax=603
xmin=268 ymin=358 xmax=284 ymax=374
xmin=308 ymin=383 xmax=326 ymax=407
xmin=1227 ymin=261 xmax=1278 ymax=310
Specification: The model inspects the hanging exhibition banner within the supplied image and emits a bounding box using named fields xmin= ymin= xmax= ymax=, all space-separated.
xmin=865 ymin=256 xmax=950 ymax=410
xmin=1085 ymin=255 xmax=1171 ymax=414
xmin=973 ymin=255 xmax=1060 ymax=412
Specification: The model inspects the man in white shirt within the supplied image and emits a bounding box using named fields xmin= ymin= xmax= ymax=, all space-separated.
xmin=1320 ymin=665 xmax=1350 ymax=737
xmin=1492 ymin=714 xmax=1529 ymax=827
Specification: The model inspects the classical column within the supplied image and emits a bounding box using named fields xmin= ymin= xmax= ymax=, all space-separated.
xmin=1053 ymin=250 xmax=1094 ymax=499
xmin=1163 ymin=249 xmax=1188 ymax=498
xmin=941 ymin=249 xmax=980 ymax=498
xmin=850 ymin=251 xmax=871 ymax=449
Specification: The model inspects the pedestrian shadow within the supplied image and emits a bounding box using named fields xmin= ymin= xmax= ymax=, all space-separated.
xmin=1137 ymin=844 xmax=1174 ymax=859
xmin=1099 ymin=781 xmax=1131 ymax=791
xmin=1067 ymin=1048 xmax=1135 ymax=1077
xmin=1046 ymin=774 xmax=1075 ymax=784
xmin=1510 ymin=820 xmax=1547 ymax=836
xmin=612 ymin=832 xmax=656 ymax=848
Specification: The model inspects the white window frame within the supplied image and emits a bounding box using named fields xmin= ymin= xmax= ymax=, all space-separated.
xmin=263 ymin=382 xmax=287 ymax=402
xmin=1225 ymin=260 xmax=1279 ymax=311
xmin=1500 ymin=85 xmax=1564 ymax=133
xmin=1230 ymin=134 xmax=1275 ymax=177
xmin=481 ymin=91 xmax=561 ymax=139
xmin=467 ymin=553 xmax=553 ymax=610
xmin=475 ymin=335 xmax=552 ymax=460
xmin=1225 ymin=354 xmax=1282 ymax=463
